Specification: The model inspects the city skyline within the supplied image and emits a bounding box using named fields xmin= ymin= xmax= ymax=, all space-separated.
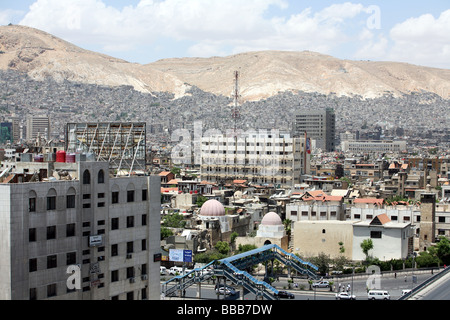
xmin=0 ymin=1 xmax=449 ymax=69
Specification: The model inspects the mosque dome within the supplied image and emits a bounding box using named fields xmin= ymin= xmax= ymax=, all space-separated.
xmin=200 ymin=199 xmax=225 ymax=217
xmin=261 ymin=212 xmax=283 ymax=226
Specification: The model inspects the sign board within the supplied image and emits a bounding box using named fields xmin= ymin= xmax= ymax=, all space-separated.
xmin=89 ymin=235 xmax=103 ymax=247
xmin=169 ymin=249 xmax=184 ymax=262
xmin=183 ymin=250 xmax=193 ymax=263
xmin=169 ymin=249 xmax=192 ymax=263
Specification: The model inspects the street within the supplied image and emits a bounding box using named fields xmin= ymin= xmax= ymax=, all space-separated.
xmin=162 ymin=269 xmax=441 ymax=300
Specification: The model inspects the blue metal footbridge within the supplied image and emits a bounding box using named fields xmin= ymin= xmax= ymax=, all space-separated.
xmin=162 ymin=244 xmax=319 ymax=300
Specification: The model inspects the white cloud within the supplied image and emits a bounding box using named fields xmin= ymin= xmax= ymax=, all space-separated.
xmin=0 ymin=9 xmax=24 ymax=25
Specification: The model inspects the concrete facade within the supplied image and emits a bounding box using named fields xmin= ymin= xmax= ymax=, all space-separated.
xmin=0 ymin=161 xmax=161 ymax=300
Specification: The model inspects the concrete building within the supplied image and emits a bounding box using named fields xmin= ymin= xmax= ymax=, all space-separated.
xmin=341 ymin=140 xmax=407 ymax=154
xmin=0 ymin=160 xmax=161 ymax=300
xmin=26 ymin=116 xmax=50 ymax=141
xmin=294 ymin=108 xmax=336 ymax=152
xmin=200 ymin=132 xmax=309 ymax=188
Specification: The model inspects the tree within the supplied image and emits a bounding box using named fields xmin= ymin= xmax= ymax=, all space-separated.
xmin=196 ymin=195 xmax=208 ymax=208
xmin=360 ymin=239 xmax=374 ymax=261
xmin=435 ymin=236 xmax=450 ymax=265
xmin=215 ymin=241 xmax=230 ymax=255
xmin=162 ymin=213 xmax=186 ymax=228
xmin=283 ymin=219 xmax=292 ymax=238
xmin=338 ymin=241 xmax=345 ymax=254
xmin=160 ymin=227 xmax=173 ymax=240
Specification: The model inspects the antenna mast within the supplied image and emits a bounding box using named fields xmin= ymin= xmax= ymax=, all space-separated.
xmin=232 ymin=70 xmax=241 ymax=136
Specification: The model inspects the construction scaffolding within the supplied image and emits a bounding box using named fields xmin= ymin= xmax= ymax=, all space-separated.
xmin=65 ymin=122 xmax=146 ymax=176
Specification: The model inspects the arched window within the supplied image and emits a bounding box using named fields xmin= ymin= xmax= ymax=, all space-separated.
xmin=83 ymin=170 xmax=91 ymax=185
xmin=47 ymin=188 xmax=57 ymax=210
xmin=29 ymin=190 xmax=37 ymax=212
xmin=98 ymin=170 xmax=105 ymax=184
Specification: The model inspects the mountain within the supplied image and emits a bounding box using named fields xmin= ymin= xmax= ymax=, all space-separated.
xmin=1 ymin=24 xmax=449 ymax=101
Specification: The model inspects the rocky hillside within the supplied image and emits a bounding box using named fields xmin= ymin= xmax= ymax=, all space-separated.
xmin=1 ymin=24 xmax=449 ymax=101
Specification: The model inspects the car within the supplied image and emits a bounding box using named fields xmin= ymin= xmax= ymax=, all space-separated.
xmin=312 ymin=280 xmax=330 ymax=288
xmin=335 ymin=292 xmax=356 ymax=300
xmin=215 ymin=285 xmax=236 ymax=296
xmin=160 ymin=266 xmax=167 ymax=275
xmin=169 ymin=266 xmax=183 ymax=276
xmin=401 ymin=289 xmax=412 ymax=296
xmin=368 ymin=290 xmax=390 ymax=300
xmin=277 ymin=291 xmax=295 ymax=299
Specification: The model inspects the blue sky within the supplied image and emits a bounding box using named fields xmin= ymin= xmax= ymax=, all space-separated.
xmin=1 ymin=1 xmax=449 ymax=68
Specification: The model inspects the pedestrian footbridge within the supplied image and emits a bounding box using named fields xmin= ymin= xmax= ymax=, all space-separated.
xmin=162 ymin=244 xmax=319 ymax=300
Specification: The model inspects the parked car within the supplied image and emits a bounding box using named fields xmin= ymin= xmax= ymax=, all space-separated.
xmin=160 ymin=266 xmax=167 ymax=275
xmin=169 ymin=266 xmax=183 ymax=276
xmin=215 ymin=285 xmax=236 ymax=296
xmin=335 ymin=292 xmax=356 ymax=300
xmin=368 ymin=290 xmax=390 ymax=300
xmin=277 ymin=291 xmax=295 ymax=299
xmin=312 ymin=280 xmax=330 ymax=288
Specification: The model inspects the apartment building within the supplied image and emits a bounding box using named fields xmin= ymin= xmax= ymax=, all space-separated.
xmin=294 ymin=108 xmax=336 ymax=152
xmin=200 ymin=132 xmax=309 ymax=188
xmin=340 ymin=140 xmax=407 ymax=154
xmin=26 ymin=115 xmax=50 ymax=141
xmin=0 ymin=160 xmax=161 ymax=300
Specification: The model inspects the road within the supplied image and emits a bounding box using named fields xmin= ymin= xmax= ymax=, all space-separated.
xmin=162 ymin=269 xmax=442 ymax=300
xmin=408 ymin=270 xmax=450 ymax=300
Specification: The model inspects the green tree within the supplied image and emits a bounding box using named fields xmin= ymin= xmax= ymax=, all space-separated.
xmin=283 ymin=219 xmax=292 ymax=238
xmin=360 ymin=239 xmax=374 ymax=261
xmin=237 ymin=244 xmax=257 ymax=254
xmin=170 ymin=167 xmax=181 ymax=177
xmin=196 ymin=195 xmax=208 ymax=208
xmin=435 ymin=236 xmax=450 ymax=265
xmin=215 ymin=241 xmax=230 ymax=255
xmin=162 ymin=213 xmax=186 ymax=228
xmin=160 ymin=227 xmax=173 ymax=240
xmin=310 ymin=253 xmax=331 ymax=276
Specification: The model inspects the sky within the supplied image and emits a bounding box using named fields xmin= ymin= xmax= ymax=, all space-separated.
xmin=0 ymin=0 xmax=449 ymax=69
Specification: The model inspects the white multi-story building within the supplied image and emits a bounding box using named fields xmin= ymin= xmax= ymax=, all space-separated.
xmin=0 ymin=159 xmax=161 ymax=300
xmin=200 ymin=132 xmax=309 ymax=187
xmin=341 ymin=140 xmax=407 ymax=154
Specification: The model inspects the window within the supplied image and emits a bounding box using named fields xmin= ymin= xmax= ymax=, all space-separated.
xmin=111 ymin=270 xmax=119 ymax=282
xmin=141 ymin=239 xmax=147 ymax=251
xmin=291 ymin=211 xmax=298 ymax=216
xmin=29 ymin=288 xmax=37 ymax=300
xmin=127 ymin=190 xmax=135 ymax=203
xmin=141 ymin=214 xmax=147 ymax=226
xmin=127 ymin=267 xmax=135 ymax=279
xmin=66 ymin=224 xmax=75 ymax=237
xmin=47 ymin=284 xmax=57 ymax=298
xmin=141 ymin=264 xmax=147 ymax=276
xmin=370 ymin=231 xmax=382 ymax=239
xmin=127 ymin=241 xmax=134 ymax=254
xmin=29 ymin=197 xmax=36 ymax=212
xmin=111 ymin=244 xmax=118 ymax=257
xmin=83 ymin=170 xmax=91 ymax=184
xmin=47 ymin=196 xmax=56 ymax=210
xmin=83 ymin=194 xmax=91 ymax=200
xmin=66 ymin=195 xmax=76 ymax=209
xmin=142 ymin=189 xmax=147 ymax=201
xmin=66 ymin=252 xmax=76 ymax=265
xmin=29 ymin=258 xmax=37 ymax=272
xmin=112 ymin=192 xmax=119 ymax=204
xmin=98 ymin=170 xmax=105 ymax=184
xmin=127 ymin=216 xmax=134 ymax=228
xmin=29 ymin=228 xmax=36 ymax=242
xmin=47 ymin=226 xmax=56 ymax=240
xmin=111 ymin=218 xmax=119 ymax=230
xmin=47 ymin=255 xmax=57 ymax=269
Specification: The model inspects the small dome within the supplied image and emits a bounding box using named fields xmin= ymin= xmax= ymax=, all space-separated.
xmin=261 ymin=212 xmax=283 ymax=226
xmin=200 ymin=199 xmax=225 ymax=217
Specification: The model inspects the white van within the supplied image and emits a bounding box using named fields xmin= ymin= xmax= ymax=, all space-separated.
xmin=169 ymin=266 xmax=183 ymax=276
xmin=160 ymin=266 xmax=167 ymax=275
xmin=368 ymin=290 xmax=390 ymax=300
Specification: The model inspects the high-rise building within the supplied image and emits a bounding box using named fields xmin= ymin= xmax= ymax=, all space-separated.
xmin=200 ymin=132 xmax=310 ymax=187
xmin=26 ymin=115 xmax=50 ymax=141
xmin=0 ymin=159 xmax=161 ymax=300
xmin=294 ymin=108 xmax=336 ymax=152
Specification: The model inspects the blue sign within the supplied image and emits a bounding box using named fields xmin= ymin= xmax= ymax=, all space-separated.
xmin=183 ymin=250 xmax=193 ymax=263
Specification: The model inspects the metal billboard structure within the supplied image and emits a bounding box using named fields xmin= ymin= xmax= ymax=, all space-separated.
xmin=65 ymin=122 xmax=146 ymax=176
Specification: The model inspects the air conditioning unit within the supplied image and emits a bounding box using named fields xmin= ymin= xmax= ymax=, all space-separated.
xmin=141 ymin=274 xmax=148 ymax=280
xmin=126 ymin=253 xmax=132 ymax=259
xmin=129 ymin=277 xmax=135 ymax=283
